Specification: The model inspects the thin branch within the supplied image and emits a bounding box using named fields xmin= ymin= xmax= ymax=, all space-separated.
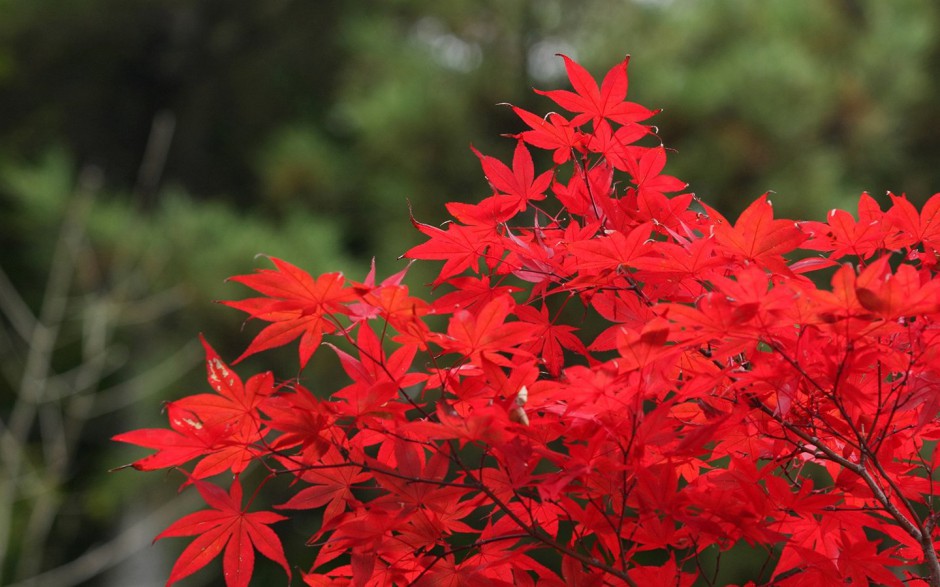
xmin=0 ymin=264 xmax=36 ymax=341
xmin=0 ymin=168 xmax=99 ymax=577
xmin=6 ymin=492 xmax=199 ymax=587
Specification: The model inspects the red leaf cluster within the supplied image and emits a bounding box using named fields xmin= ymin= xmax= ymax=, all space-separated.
xmin=116 ymin=55 xmax=940 ymax=586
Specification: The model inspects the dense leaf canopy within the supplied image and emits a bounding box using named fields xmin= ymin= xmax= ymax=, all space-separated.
xmin=118 ymin=55 xmax=940 ymax=586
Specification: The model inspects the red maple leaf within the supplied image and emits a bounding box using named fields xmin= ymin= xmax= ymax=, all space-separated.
xmin=616 ymin=317 xmax=675 ymax=373
xmin=886 ymin=191 xmax=940 ymax=258
xmin=552 ymin=159 xmax=614 ymax=220
xmin=566 ymin=222 xmax=654 ymax=276
xmin=434 ymin=295 xmax=535 ymax=368
xmin=260 ymin=383 xmax=332 ymax=456
xmin=511 ymin=106 xmax=585 ymax=164
xmin=276 ymin=447 xmax=371 ymax=527
xmin=515 ymin=302 xmax=589 ymax=376
xmin=178 ymin=336 xmax=276 ymax=434
xmin=854 ymin=256 xmax=940 ymax=319
xmin=113 ymin=337 xmax=274 ymax=478
xmin=156 ymin=477 xmax=290 ymax=587
xmin=472 ymin=141 xmax=552 ymax=213
xmin=586 ymin=119 xmax=650 ymax=171
xmin=405 ymin=218 xmax=494 ymax=286
xmin=625 ymin=146 xmax=687 ymax=201
xmin=430 ymin=275 xmax=522 ymax=315
xmin=223 ymin=258 xmax=357 ymax=367
xmin=629 ymin=237 xmax=722 ymax=298
xmin=445 ymin=197 xmax=522 ymax=233
xmin=800 ymin=192 xmax=893 ymax=260
xmin=703 ymin=194 xmax=806 ymax=273
xmin=836 ymin=534 xmax=905 ymax=587
xmin=536 ymin=54 xmax=657 ymax=128
xmin=326 ymin=323 xmax=427 ymax=419
xmin=112 ymin=402 xmax=246 ymax=476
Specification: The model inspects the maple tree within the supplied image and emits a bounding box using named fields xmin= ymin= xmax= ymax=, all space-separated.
xmin=115 ymin=55 xmax=940 ymax=586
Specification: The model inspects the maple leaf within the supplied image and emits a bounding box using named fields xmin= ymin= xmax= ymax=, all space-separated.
xmin=629 ymin=237 xmax=721 ymax=298
xmin=112 ymin=402 xmax=241 ymax=475
xmin=536 ymin=54 xmax=657 ymax=128
xmin=810 ymin=262 xmax=873 ymax=326
xmin=511 ymin=106 xmax=585 ymax=164
xmin=552 ymin=159 xmax=614 ymax=220
xmin=431 ymin=275 xmax=522 ymax=315
xmin=276 ymin=447 xmax=371 ymax=528
xmin=629 ymin=187 xmax=697 ymax=232
xmin=854 ymin=255 xmax=940 ymax=318
xmin=261 ymin=383 xmax=332 ymax=456
xmin=448 ymin=191 xmax=534 ymax=228
xmin=800 ymin=193 xmax=894 ymax=260
xmin=627 ymin=556 xmax=695 ymax=587
xmin=661 ymin=291 xmax=761 ymax=358
xmin=113 ymin=338 xmax=274 ymax=478
xmin=616 ymin=317 xmax=675 ymax=373
xmin=515 ymin=302 xmax=589 ymax=376
xmin=886 ymin=191 xmax=940 ymax=260
xmin=223 ymin=258 xmax=357 ymax=367
xmin=405 ymin=217 xmax=495 ymax=286
xmin=434 ymin=295 xmax=535 ymax=368
xmin=472 ymin=141 xmax=552 ymax=213
xmin=772 ymin=547 xmax=843 ymax=587
xmin=702 ymin=194 xmax=806 ymax=273
xmin=500 ymin=224 xmax=569 ymax=289
xmin=409 ymin=401 xmax=514 ymax=447
xmin=773 ymin=509 xmax=874 ymax=584
xmin=835 ymin=534 xmax=905 ymax=587
xmin=178 ymin=336 xmax=276 ymax=434
xmin=566 ymin=222 xmax=653 ymax=276
xmin=326 ymin=322 xmax=426 ymax=419
xmin=157 ymin=477 xmax=290 ymax=587
xmin=348 ymin=260 xmax=426 ymax=324
xmin=586 ymin=119 xmax=650 ymax=169
xmin=624 ymin=146 xmax=687 ymax=202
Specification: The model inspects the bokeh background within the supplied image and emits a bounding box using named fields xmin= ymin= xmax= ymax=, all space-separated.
xmin=1 ymin=1 xmax=939 ymax=585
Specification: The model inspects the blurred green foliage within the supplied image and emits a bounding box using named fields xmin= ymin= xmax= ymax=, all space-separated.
xmin=1 ymin=1 xmax=939 ymax=585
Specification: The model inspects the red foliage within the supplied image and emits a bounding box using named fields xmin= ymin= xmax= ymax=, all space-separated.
xmin=116 ymin=56 xmax=940 ymax=586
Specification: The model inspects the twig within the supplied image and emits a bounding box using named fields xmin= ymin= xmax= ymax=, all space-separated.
xmin=0 ymin=167 xmax=99 ymax=578
xmin=133 ymin=109 xmax=176 ymax=209
xmin=6 ymin=491 xmax=199 ymax=587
